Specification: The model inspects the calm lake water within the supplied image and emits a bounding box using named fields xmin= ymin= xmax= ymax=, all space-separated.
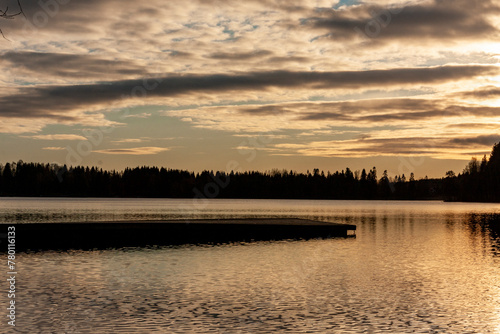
xmin=1 ymin=198 xmax=500 ymax=333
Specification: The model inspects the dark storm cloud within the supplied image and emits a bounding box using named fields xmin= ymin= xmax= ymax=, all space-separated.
xmin=292 ymin=98 xmax=439 ymax=121
xmin=268 ymin=56 xmax=311 ymax=64
xmin=300 ymin=135 xmax=498 ymax=158
xmin=285 ymin=98 xmax=500 ymax=123
xmin=1 ymin=51 xmax=148 ymax=79
xmin=450 ymin=135 xmax=500 ymax=146
xmin=307 ymin=0 xmax=499 ymax=41
xmin=447 ymin=123 xmax=500 ymax=129
xmin=459 ymin=86 xmax=500 ymax=99
xmin=341 ymin=140 xmax=451 ymax=155
xmin=357 ymin=106 xmax=500 ymax=122
xmin=168 ymin=51 xmax=194 ymax=58
xmin=299 ymin=112 xmax=351 ymax=121
xmin=206 ymin=50 xmax=273 ymax=60
xmin=239 ymin=105 xmax=290 ymax=115
xmin=306 ymin=137 xmax=458 ymax=156
xmin=0 ymin=65 xmax=496 ymax=119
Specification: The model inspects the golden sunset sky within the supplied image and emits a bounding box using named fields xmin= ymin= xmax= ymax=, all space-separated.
xmin=1 ymin=0 xmax=499 ymax=177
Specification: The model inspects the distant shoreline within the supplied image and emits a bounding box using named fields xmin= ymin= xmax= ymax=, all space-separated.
xmin=2 ymin=142 xmax=500 ymax=202
xmin=1 ymin=195 xmax=499 ymax=204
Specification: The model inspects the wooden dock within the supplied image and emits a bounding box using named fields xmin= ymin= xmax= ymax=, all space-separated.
xmin=3 ymin=218 xmax=356 ymax=251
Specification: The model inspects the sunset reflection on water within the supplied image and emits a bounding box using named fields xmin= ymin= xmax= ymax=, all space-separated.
xmin=1 ymin=199 xmax=500 ymax=333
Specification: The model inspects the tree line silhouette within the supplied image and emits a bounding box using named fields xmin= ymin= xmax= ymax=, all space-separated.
xmin=0 ymin=142 xmax=499 ymax=202
xmin=443 ymin=142 xmax=500 ymax=202
xmin=0 ymin=162 xmax=442 ymax=199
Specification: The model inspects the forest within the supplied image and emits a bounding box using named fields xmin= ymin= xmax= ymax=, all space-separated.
xmin=0 ymin=143 xmax=499 ymax=202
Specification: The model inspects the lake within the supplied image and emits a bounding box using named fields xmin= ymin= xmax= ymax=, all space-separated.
xmin=0 ymin=198 xmax=499 ymax=333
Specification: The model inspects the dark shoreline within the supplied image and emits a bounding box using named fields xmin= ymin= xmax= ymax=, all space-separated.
xmin=3 ymin=142 xmax=500 ymax=202
xmin=2 ymin=195 xmax=499 ymax=203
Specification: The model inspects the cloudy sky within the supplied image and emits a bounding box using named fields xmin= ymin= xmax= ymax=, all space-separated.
xmin=0 ymin=0 xmax=499 ymax=177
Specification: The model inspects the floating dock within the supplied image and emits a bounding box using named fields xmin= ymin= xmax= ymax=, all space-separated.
xmin=2 ymin=218 xmax=356 ymax=251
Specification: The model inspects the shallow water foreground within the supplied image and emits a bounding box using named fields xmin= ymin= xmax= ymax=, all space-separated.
xmin=1 ymin=199 xmax=500 ymax=333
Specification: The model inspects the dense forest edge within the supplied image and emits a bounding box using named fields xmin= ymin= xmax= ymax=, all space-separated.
xmin=1 ymin=143 xmax=500 ymax=202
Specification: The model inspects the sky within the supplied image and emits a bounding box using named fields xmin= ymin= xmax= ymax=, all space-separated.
xmin=0 ymin=0 xmax=499 ymax=178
